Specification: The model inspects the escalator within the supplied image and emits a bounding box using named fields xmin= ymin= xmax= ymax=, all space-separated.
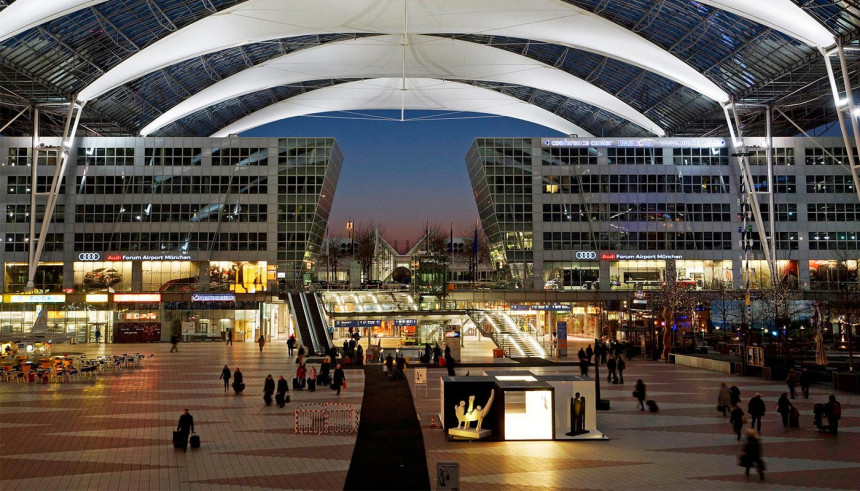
xmin=305 ymin=293 xmax=332 ymax=350
xmin=287 ymin=293 xmax=316 ymax=354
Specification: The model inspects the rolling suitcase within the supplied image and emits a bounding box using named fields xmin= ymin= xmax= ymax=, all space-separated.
xmin=293 ymin=377 xmax=301 ymax=390
xmin=646 ymin=400 xmax=659 ymax=413
xmin=789 ymin=407 xmax=800 ymax=428
xmin=308 ymin=379 xmax=316 ymax=392
xmin=189 ymin=433 xmax=200 ymax=449
xmin=173 ymin=431 xmax=187 ymax=451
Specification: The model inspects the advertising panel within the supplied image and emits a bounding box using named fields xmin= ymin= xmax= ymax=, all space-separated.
xmin=74 ymin=261 xmax=132 ymax=292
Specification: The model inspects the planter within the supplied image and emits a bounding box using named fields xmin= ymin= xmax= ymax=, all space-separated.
xmin=832 ymin=372 xmax=860 ymax=393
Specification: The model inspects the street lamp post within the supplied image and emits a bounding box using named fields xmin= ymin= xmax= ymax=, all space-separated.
xmin=346 ymin=220 xmax=354 ymax=288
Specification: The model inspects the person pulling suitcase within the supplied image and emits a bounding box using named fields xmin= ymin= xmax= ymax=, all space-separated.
xmin=174 ymin=409 xmax=194 ymax=452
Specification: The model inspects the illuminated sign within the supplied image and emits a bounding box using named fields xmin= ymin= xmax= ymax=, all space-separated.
xmin=575 ymin=251 xmax=597 ymax=260
xmin=106 ymin=254 xmax=191 ymax=261
xmin=114 ymin=293 xmax=161 ymax=302
xmin=86 ymin=294 xmax=109 ymax=303
xmin=78 ymin=253 xmax=101 ymax=261
xmin=542 ymin=137 xmax=726 ymax=148
xmin=7 ymin=294 xmax=66 ymax=303
xmin=601 ymin=253 xmax=684 ymax=260
xmin=510 ymin=304 xmax=571 ymax=312
xmin=394 ymin=319 xmax=417 ymax=326
xmin=191 ymin=293 xmax=236 ymax=302
xmin=334 ymin=320 xmax=357 ymax=328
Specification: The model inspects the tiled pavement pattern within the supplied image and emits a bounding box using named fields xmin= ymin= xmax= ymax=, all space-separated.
xmin=0 ymin=342 xmax=364 ymax=490
xmin=412 ymin=354 xmax=860 ymax=490
xmin=3 ymin=340 xmax=858 ymax=490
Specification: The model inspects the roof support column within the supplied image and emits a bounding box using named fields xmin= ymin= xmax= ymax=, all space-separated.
xmin=26 ymin=99 xmax=85 ymax=291
xmin=0 ymin=104 xmax=31 ymax=134
xmin=723 ymin=103 xmax=775 ymax=282
xmin=820 ymin=42 xmax=860 ymax=206
xmin=27 ymin=106 xmax=40 ymax=287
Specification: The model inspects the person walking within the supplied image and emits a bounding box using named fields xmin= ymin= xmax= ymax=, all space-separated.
xmin=607 ymin=355 xmax=618 ymax=384
xmin=170 ymin=333 xmax=179 ymax=352
xmin=232 ymin=367 xmax=244 ymax=394
xmin=785 ymin=369 xmax=798 ymax=399
xmin=634 ymin=379 xmax=646 ymax=411
xmin=739 ymin=430 xmax=765 ymax=480
xmin=718 ymin=383 xmax=732 ymax=417
xmin=824 ymin=394 xmax=842 ymax=434
xmin=176 ymin=409 xmax=194 ymax=452
xmin=356 ymin=344 xmax=364 ymax=366
xmin=776 ymin=392 xmax=792 ymax=428
xmin=747 ymin=393 xmax=766 ymax=432
xmin=225 ymin=329 xmax=233 ymax=346
xmin=219 ymin=365 xmax=231 ymax=392
xmin=263 ymin=374 xmax=275 ymax=406
xmin=616 ymin=356 xmax=626 ymax=384
xmin=275 ymin=375 xmax=289 ymax=407
xmin=308 ymin=366 xmax=317 ymax=392
xmin=287 ymin=335 xmax=296 ymax=356
xmin=800 ymin=367 xmax=812 ymax=399
xmin=729 ymin=385 xmax=741 ymax=406
xmin=332 ymin=363 xmax=346 ymax=395
xmin=297 ymin=345 xmax=306 ymax=365
xmin=94 ymin=327 xmax=101 ymax=344
xmin=258 ymin=334 xmax=266 ymax=353
xmin=729 ymin=404 xmax=746 ymax=440
xmin=586 ymin=344 xmax=594 ymax=365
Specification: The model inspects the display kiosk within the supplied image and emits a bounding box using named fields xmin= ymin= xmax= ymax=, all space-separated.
xmin=440 ymin=370 xmax=607 ymax=441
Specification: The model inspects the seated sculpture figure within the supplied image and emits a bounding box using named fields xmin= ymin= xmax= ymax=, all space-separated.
xmin=454 ymin=389 xmax=495 ymax=432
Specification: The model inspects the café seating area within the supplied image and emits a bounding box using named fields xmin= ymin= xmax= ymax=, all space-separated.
xmin=2 ymin=352 xmax=154 ymax=384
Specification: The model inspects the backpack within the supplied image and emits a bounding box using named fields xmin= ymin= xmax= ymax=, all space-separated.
xmin=832 ymin=401 xmax=842 ymax=417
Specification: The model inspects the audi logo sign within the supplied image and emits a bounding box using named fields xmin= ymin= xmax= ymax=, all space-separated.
xmin=575 ymin=251 xmax=597 ymax=260
xmin=78 ymin=253 xmax=101 ymax=261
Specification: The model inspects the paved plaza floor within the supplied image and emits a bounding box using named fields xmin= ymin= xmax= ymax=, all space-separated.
xmin=1 ymin=341 xmax=858 ymax=490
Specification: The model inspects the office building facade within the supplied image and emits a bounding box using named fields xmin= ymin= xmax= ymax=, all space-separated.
xmin=467 ymin=136 xmax=859 ymax=293
xmin=1 ymin=136 xmax=342 ymax=342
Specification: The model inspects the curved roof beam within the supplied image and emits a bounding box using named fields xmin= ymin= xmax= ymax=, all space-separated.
xmin=699 ymin=0 xmax=833 ymax=48
xmin=141 ymin=34 xmax=664 ymax=137
xmin=210 ymin=78 xmax=593 ymax=137
xmin=79 ymin=0 xmax=729 ymax=103
xmin=0 ymin=0 xmax=107 ymax=43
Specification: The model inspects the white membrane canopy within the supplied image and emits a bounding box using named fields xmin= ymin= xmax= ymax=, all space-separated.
xmin=210 ymin=78 xmax=594 ymax=137
xmin=78 ymin=0 xmax=730 ymax=102
xmin=141 ymin=34 xmax=664 ymax=136
xmin=0 ymin=0 xmax=107 ymax=43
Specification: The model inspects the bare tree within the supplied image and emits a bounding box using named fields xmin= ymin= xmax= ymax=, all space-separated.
xmin=352 ymin=221 xmax=377 ymax=281
xmin=650 ymin=264 xmax=699 ymax=359
xmin=317 ymin=237 xmax=344 ymax=282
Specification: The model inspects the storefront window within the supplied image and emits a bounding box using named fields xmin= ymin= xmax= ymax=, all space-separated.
xmin=742 ymin=260 xmax=798 ymax=289
xmin=809 ymin=260 xmax=859 ymax=290
xmin=208 ymin=261 xmax=268 ymax=293
xmin=543 ymin=261 xmax=599 ymax=290
xmin=4 ymin=263 xmax=63 ymax=293
xmin=609 ymin=260 xmax=666 ymax=290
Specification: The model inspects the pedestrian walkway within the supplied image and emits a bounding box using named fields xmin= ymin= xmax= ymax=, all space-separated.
xmin=344 ymin=365 xmax=430 ymax=490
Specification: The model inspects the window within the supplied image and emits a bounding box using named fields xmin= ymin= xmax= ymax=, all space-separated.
xmin=5 ymin=205 xmax=64 ymax=223
xmin=73 ymin=233 xmax=267 ymax=252
xmin=77 ymin=147 xmax=134 ymax=166
xmin=144 ymin=147 xmax=201 ymax=166
xmin=542 ymin=147 xmax=597 ymax=165
xmin=806 ymin=175 xmax=856 ymax=194
xmin=805 ymin=147 xmax=858 ymax=165
xmin=672 ymin=147 xmax=728 ymax=165
xmin=211 ymin=147 xmax=268 ymax=166
xmin=748 ymin=148 xmax=794 ymax=165
xmin=607 ymin=147 xmax=662 ymax=165
xmin=808 ymin=231 xmax=860 ymax=250
xmin=807 ymin=203 xmax=860 ymax=222
xmin=6 ymin=176 xmax=64 ymax=194
xmin=5 ymin=233 xmax=63 ymax=252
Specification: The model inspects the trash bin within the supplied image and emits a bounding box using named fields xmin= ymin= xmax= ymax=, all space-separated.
xmin=493 ymin=348 xmax=506 ymax=358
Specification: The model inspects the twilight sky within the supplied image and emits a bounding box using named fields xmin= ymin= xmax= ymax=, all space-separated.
xmin=242 ymin=111 xmax=565 ymax=250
